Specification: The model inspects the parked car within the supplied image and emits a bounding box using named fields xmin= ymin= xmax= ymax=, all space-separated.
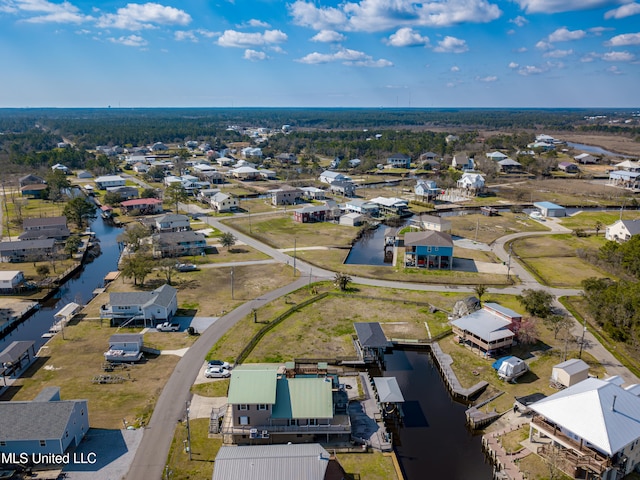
xmin=175 ymin=263 xmax=198 ymax=272
xmin=208 ymin=359 xmax=230 ymax=369
xmin=156 ymin=322 xmax=180 ymax=332
xmin=205 ymin=366 xmax=231 ymax=378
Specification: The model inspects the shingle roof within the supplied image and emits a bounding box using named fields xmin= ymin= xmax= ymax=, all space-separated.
xmin=109 ymin=284 xmax=177 ymax=309
xmin=0 ymin=400 xmax=84 ymax=441
xmin=354 ymin=322 xmax=390 ymax=349
xmin=373 ymin=377 xmax=405 ymax=403
xmin=404 ymin=231 xmax=453 ymax=248
xmin=23 ymin=216 xmax=67 ymax=228
xmin=621 ymin=219 xmax=640 ymax=236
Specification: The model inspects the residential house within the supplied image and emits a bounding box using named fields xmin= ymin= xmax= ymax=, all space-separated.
xmin=104 ymin=334 xmax=144 ymax=362
xmin=608 ymin=170 xmax=640 ymax=190
xmin=322 ymin=199 xmax=341 ymax=220
xmin=0 ymin=271 xmax=25 ymax=293
xmin=106 ymin=185 xmax=139 ymax=200
xmin=95 ymin=175 xmax=126 ymax=189
xmin=404 ymin=231 xmax=453 ymax=269
xmin=329 ymin=180 xmax=356 ymax=197
xmin=19 ymin=174 xmax=45 ymax=188
xmin=241 ymin=147 xmax=263 ymax=159
xmin=270 ymin=185 xmax=303 ymax=206
xmin=275 ymin=153 xmax=297 ymax=164
xmin=486 ymin=151 xmax=508 ymax=161
xmin=197 ymin=188 xmax=221 ymax=203
xmin=155 ymin=214 xmax=191 ymax=232
xmin=452 ymin=155 xmax=474 ymax=171
xmin=410 ymin=214 xmax=451 ymax=233
xmin=0 ymin=387 xmax=89 ymax=456
xmin=231 ymin=166 xmax=260 ymax=180
xmin=369 ymin=197 xmax=409 ymax=216
xmin=210 ymin=192 xmax=238 ymax=213
xmin=319 ymin=171 xmax=349 ymax=185
xmin=152 ymin=231 xmax=207 ymax=258
xmin=446 ymin=135 xmax=459 ymax=144
xmin=456 ymin=173 xmax=485 ymax=193
xmin=345 ymin=199 xmax=379 ymax=217
xmin=605 ymin=219 xmax=640 ymax=242
xmin=199 ymin=170 xmax=226 ymax=184
xmin=497 ymin=158 xmax=522 ymax=173
xmin=76 ymin=170 xmax=93 ymax=179
xmin=22 ymin=217 xmax=69 ymax=237
xmin=613 ymin=160 xmax=640 ymax=172
xmin=150 ymin=142 xmax=168 ymax=151
xmin=222 ymin=364 xmax=350 ymax=445
xmin=0 ymin=239 xmax=56 ymax=263
xmin=415 ymin=180 xmax=440 ymax=199
xmin=192 ymin=163 xmax=217 ymax=174
xmin=558 ymin=162 xmax=579 ymax=173
xmin=132 ymin=162 xmax=149 ymax=173
xmin=529 ymin=377 xmax=640 ymax=479
xmin=300 ymin=187 xmax=326 ymax=200
xmin=100 ymin=284 xmax=178 ymax=327
xmin=20 ymin=184 xmax=48 ymax=198
xmin=575 ymin=153 xmax=597 ymax=164
xmin=386 ymin=153 xmax=411 ymax=168
xmin=293 ymin=205 xmax=329 ymax=223
xmin=51 ymin=163 xmax=70 ymax=174
xmin=450 ymin=303 xmax=522 ymax=357
xmin=348 ymin=158 xmax=361 ymax=168
xmin=212 ymin=444 xmax=342 ymax=480
xmin=258 ymin=169 xmax=276 ymax=180
xmin=120 ymin=198 xmax=163 ymax=215
xmin=419 ymin=152 xmax=439 ymax=162
xmin=217 ymin=157 xmax=235 ymax=167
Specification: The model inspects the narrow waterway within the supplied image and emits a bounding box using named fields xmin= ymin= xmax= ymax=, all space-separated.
xmin=566 ymin=141 xmax=634 ymax=158
xmin=0 ymin=217 xmax=122 ymax=352
xmin=383 ymin=348 xmax=493 ymax=480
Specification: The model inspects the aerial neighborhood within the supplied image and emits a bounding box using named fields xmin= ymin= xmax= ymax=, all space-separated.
xmin=2 ymin=109 xmax=640 ymax=480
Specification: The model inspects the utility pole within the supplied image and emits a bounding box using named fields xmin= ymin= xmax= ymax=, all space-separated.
xmin=293 ymin=238 xmax=297 ymax=277
xmin=578 ymin=318 xmax=587 ymax=359
xmin=230 ymin=267 xmax=234 ymax=299
xmin=1 ymin=181 xmax=11 ymax=241
xmin=185 ymin=401 xmax=192 ymax=461
xmin=507 ymin=243 xmax=513 ymax=282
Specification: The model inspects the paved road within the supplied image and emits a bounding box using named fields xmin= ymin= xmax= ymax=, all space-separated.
xmin=126 ymin=203 xmax=638 ymax=479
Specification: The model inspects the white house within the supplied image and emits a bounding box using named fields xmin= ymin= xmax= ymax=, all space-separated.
xmin=411 ymin=214 xmax=451 ymax=233
xmin=210 ymin=192 xmax=238 ymax=212
xmin=0 ymin=271 xmax=25 ymax=293
xmin=155 ymin=214 xmax=190 ymax=232
xmin=230 ymin=166 xmax=260 ymax=180
xmin=95 ymin=175 xmax=126 ymax=189
xmin=487 ymin=151 xmax=508 ymax=161
xmin=605 ymin=219 xmax=640 ymax=242
xmin=386 ymin=153 xmax=411 ymax=168
xmin=319 ymin=171 xmax=349 ymax=184
xmin=104 ymin=334 xmax=144 ymax=362
xmin=415 ymin=180 xmax=440 ymax=199
xmin=100 ymin=284 xmax=178 ymax=327
xmin=575 ymin=153 xmax=597 ymax=164
xmin=300 ymin=187 xmax=325 ymax=200
xmin=456 ymin=173 xmax=485 ymax=192
xmin=51 ymin=163 xmax=70 ymax=174
xmin=345 ymin=199 xmax=379 ymax=217
xmin=529 ymin=377 xmax=640 ymax=479
xmin=241 ymin=147 xmax=263 ymax=159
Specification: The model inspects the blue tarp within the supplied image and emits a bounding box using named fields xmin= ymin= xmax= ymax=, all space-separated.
xmin=492 ymin=356 xmax=514 ymax=371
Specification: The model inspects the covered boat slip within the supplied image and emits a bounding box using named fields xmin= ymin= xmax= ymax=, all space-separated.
xmin=0 ymin=340 xmax=36 ymax=383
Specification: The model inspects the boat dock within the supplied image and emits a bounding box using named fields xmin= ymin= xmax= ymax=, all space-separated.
xmin=348 ymin=371 xmax=393 ymax=452
xmin=430 ymin=342 xmax=489 ymax=400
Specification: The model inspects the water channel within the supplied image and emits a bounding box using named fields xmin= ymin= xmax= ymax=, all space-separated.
xmin=384 ymin=348 xmax=493 ymax=479
xmin=566 ymin=141 xmax=635 ymax=159
xmin=0 ymin=217 xmax=122 ymax=352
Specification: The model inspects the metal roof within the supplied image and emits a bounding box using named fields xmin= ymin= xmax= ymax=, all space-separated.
xmin=533 ymin=201 xmax=565 ymax=210
xmin=451 ymin=310 xmax=514 ymax=342
xmin=553 ymin=358 xmax=590 ymax=375
xmin=271 ymin=377 xmax=333 ymax=419
xmin=373 ymin=377 xmax=405 ymax=403
xmin=109 ymin=333 xmax=143 ymax=344
xmin=54 ymin=302 xmax=81 ymax=319
xmin=0 ymin=341 xmax=34 ymax=365
xmin=227 ymin=365 xmax=278 ymax=405
xmin=483 ymin=303 xmax=522 ymax=320
xmin=212 ymin=444 xmax=330 ymax=480
xmin=0 ymin=399 xmax=86 ymax=442
xmin=354 ymin=322 xmax=390 ymax=349
xmin=530 ymin=377 xmax=640 ymax=456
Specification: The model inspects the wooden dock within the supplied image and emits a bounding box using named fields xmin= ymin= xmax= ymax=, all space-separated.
xmin=430 ymin=342 xmax=489 ymax=400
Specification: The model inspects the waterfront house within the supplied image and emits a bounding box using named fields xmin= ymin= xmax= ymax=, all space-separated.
xmin=410 ymin=214 xmax=451 ymax=233
xmin=415 ymin=180 xmax=440 ymax=200
xmin=0 ymin=239 xmax=56 ymax=263
xmin=100 ymin=284 xmax=178 ymax=327
xmin=575 ymin=153 xmax=597 ymax=164
xmin=403 ymin=231 xmax=453 ymax=269
xmin=269 ymin=185 xmax=303 ymax=206
xmin=212 ymin=444 xmax=342 ymax=480
xmin=456 ymin=173 xmax=485 ymax=193
xmin=369 ymin=197 xmax=409 ymax=216
xmin=529 ymin=377 xmax=640 ymax=479
xmin=106 ymin=185 xmax=139 ymax=200
xmin=329 ymin=180 xmax=356 ymax=197
xmin=222 ymin=364 xmax=350 ymax=445
xmin=608 ymin=170 xmax=640 ymax=190
xmin=155 ymin=214 xmax=190 ymax=232
xmin=95 ymin=175 xmax=126 ymax=189
xmin=300 ymin=186 xmax=326 ymax=200
xmin=450 ymin=303 xmax=521 ymax=357
xmin=613 ymin=160 xmax=640 ymax=172
xmin=20 ymin=183 xmax=48 ymax=198
xmin=209 ymin=192 xmax=238 ymax=212
xmin=386 ymin=153 xmax=411 ymax=169
xmin=339 ymin=212 xmax=364 ymax=227
xmin=19 ymin=216 xmax=70 ymax=241
xmin=293 ymin=205 xmax=329 ymax=223
xmin=152 ymin=231 xmax=207 ymax=258
xmin=104 ymin=333 xmax=144 ymax=362
xmin=0 ymin=387 xmax=89 ymax=456
xmin=558 ymin=162 xmax=579 ymax=173
xmin=0 ymin=271 xmax=25 ymax=293
xmin=345 ymin=198 xmax=379 ymax=217
xmin=319 ymin=171 xmax=349 ymax=185
xmin=19 ymin=174 xmax=45 ymax=187
xmin=605 ymin=219 xmax=640 ymax=242
xmin=120 ymin=198 xmax=163 ymax=215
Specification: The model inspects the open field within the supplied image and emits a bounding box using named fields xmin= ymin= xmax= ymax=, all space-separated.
xmin=449 ymin=211 xmax=549 ymax=244
xmin=166 ymin=418 xmax=219 ymax=480
xmin=559 ymin=209 xmax=640 ymax=230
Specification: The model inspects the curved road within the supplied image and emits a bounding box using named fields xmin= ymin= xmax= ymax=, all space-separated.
xmin=126 ymin=205 xmax=638 ymax=479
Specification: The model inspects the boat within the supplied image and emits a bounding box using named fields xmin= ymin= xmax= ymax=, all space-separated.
xmin=529 ymin=210 xmax=545 ymax=221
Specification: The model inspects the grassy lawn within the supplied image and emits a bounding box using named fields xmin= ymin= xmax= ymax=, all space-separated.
xmin=198 ymin=245 xmax=271 ymax=264
xmin=560 ymin=210 xmax=640 ymax=230
xmin=166 ymin=418 xmax=219 ymax=480
xmin=511 ymin=234 xmax=612 ymax=287
xmin=2 ymin=197 xmax=68 ymax=237
xmin=337 ymin=452 xmax=399 ymax=480
xmin=191 ymin=379 xmax=230 ymax=397
xmin=500 ymin=425 xmax=529 ymax=453
xmin=517 ymin=453 xmax=573 ymax=480
xmin=449 ymin=212 xmax=549 ymax=244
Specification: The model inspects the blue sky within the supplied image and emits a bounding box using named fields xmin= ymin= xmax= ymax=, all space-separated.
xmin=1 ymin=0 xmax=639 ymax=108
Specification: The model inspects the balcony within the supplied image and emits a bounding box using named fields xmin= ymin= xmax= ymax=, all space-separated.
xmin=222 ymin=414 xmax=351 ymax=436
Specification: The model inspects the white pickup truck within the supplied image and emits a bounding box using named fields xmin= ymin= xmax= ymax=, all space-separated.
xmin=156 ymin=322 xmax=180 ymax=332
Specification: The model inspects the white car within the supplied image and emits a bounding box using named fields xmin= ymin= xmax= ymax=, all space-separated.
xmin=205 ymin=366 xmax=231 ymax=378
xmin=156 ymin=322 xmax=180 ymax=332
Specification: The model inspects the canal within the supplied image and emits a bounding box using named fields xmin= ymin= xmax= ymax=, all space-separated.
xmin=383 ymin=348 xmax=493 ymax=479
xmin=0 ymin=217 xmax=122 ymax=352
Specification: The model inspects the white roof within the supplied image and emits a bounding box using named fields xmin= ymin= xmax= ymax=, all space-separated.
xmin=95 ymin=175 xmax=125 ymax=182
xmin=373 ymin=377 xmax=404 ymax=403
xmin=0 ymin=270 xmax=22 ymax=281
xmin=451 ymin=309 xmax=514 ymax=342
xmin=530 ymin=377 xmax=640 ymax=455
xmin=54 ymin=302 xmax=81 ymax=319
xmin=232 ymin=166 xmax=259 ymax=173
xmin=553 ymin=358 xmax=589 ymax=375
xmin=370 ymin=196 xmax=408 ymax=207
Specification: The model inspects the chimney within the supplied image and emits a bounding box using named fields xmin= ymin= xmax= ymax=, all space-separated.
xmin=612 ymin=395 xmax=617 ymax=412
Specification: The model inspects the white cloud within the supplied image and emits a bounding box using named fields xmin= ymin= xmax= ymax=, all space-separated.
xmin=243 ymin=49 xmax=267 ymax=61
xmin=310 ymin=30 xmax=346 ymax=42
xmin=5 ymin=0 xmax=89 ymax=24
xmin=510 ymin=15 xmax=528 ymax=27
xmin=296 ymin=47 xmax=392 ymax=67
xmin=607 ymin=65 xmax=622 ymax=74
xmin=108 ymin=34 xmax=148 ymax=47
xmin=602 ymin=50 xmax=635 ymax=61
xmin=217 ymin=29 xmax=287 ymax=48
xmin=515 ymin=46 xmax=527 ymax=52
xmin=605 ymin=33 xmax=640 ymax=46
xmin=543 ymin=49 xmax=573 ymax=58
xmin=517 ymin=64 xmax=545 ymax=75
xmin=386 ymin=27 xmax=429 ymax=47
xmin=513 ymin=0 xmax=614 ymax=14
xmin=477 ymin=75 xmax=497 ymax=82
xmin=547 ymin=27 xmax=586 ymax=42
xmin=96 ymin=3 xmax=191 ymax=30
xmin=508 ymin=61 xmax=519 ymax=68
xmin=174 ymin=29 xmax=216 ymax=42
xmin=433 ymin=36 xmax=468 ymax=53
xmin=451 ymin=65 xmax=460 ymax=72
xmin=237 ymin=19 xmax=271 ymax=28
xmin=535 ymin=40 xmax=552 ymax=50
xmin=289 ymin=0 xmax=501 ymax=32
xmin=604 ymin=2 xmax=640 ymax=19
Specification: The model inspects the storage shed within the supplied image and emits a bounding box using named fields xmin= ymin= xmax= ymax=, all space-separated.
xmin=533 ymin=201 xmax=566 ymax=217
xmin=551 ymin=358 xmax=589 ymax=388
